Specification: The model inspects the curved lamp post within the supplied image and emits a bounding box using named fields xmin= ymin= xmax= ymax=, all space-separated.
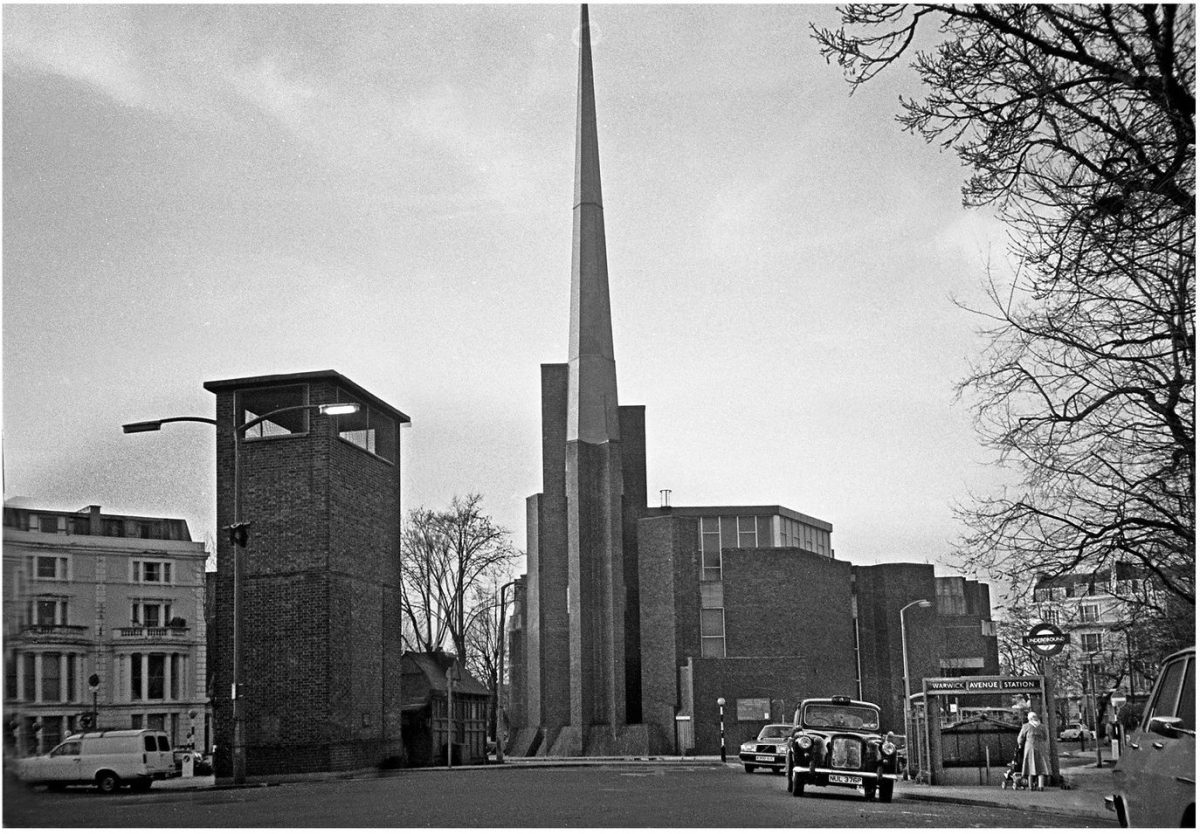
xmin=900 ymin=599 xmax=932 ymax=781
xmin=123 ymin=401 xmax=358 ymax=784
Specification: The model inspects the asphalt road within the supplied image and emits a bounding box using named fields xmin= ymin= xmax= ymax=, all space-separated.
xmin=3 ymin=765 xmax=1115 ymax=828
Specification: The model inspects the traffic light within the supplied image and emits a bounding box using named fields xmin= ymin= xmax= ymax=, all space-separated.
xmin=226 ymin=521 xmax=251 ymax=547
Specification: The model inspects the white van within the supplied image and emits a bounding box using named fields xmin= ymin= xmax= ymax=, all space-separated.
xmin=16 ymin=729 xmax=175 ymax=792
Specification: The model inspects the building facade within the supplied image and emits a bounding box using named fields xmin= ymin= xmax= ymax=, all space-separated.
xmin=506 ymin=6 xmax=1000 ymax=758
xmin=3 ymin=504 xmax=210 ymax=757
xmin=855 ymin=565 xmax=999 ymax=733
xmin=1032 ymin=565 xmax=1160 ymax=729
xmin=203 ymin=370 xmax=410 ymax=778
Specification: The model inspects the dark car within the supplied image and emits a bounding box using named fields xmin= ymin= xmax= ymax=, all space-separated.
xmin=738 ymin=723 xmax=796 ymax=774
xmin=784 ymin=696 xmax=901 ymax=802
xmin=1107 ymin=646 xmax=1195 ymax=828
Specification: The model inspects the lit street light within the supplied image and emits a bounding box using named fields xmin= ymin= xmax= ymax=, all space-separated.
xmin=900 ymin=598 xmax=932 ymax=781
xmin=124 ymin=400 xmax=358 ymax=783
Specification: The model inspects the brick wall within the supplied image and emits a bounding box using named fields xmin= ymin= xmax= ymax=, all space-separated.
xmin=209 ymin=374 xmax=405 ymax=777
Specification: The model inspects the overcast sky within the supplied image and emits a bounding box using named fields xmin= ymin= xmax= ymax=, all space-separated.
xmin=3 ymin=3 xmax=1015 ymax=578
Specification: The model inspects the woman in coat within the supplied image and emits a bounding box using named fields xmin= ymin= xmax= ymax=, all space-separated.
xmin=1016 ymin=710 xmax=1050 ymax=790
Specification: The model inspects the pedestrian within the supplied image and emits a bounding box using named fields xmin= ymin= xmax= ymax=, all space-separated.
xmin=1016 ymin=710 xmax=1050 ymax=791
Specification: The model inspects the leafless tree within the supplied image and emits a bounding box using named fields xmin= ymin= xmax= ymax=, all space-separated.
xmin=398 ymin=495 xmax=519 ymax=663
xmin=813 ymin=6 xmax=1194 ymax=623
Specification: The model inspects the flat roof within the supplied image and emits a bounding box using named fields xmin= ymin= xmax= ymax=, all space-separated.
xmin=203 ymin=370 xmax=410 ymax=423
xmin=645 ymin=504 xmax=832 ymax=532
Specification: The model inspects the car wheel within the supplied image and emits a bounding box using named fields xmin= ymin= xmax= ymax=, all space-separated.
xmin=791 ymin=775 xmax=805 ymax=797
xmin=879 ymin=780 xmax=894 ymax=803
xmin=95 ymin=772 xmax=120 ymax=794
xmin=744 ymin=764 xmax=755 ymax=773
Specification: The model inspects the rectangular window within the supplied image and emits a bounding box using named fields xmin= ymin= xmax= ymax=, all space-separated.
xmin=41 ymin=653 xmax=61 ymax=702
xmin=700 ymin=518 xmax=721 ymax=582
xmin=69 ymin=517 xmax=90 ymax=535
xmin=22 ymin=657 xmax=35 ymax=702
xmin=103 ymin=518 xmax=125 ymax=537
xmin=700 ymin=608 xmax=725 ymax=658
xmin=736 ymin=516 xmax=757 ymax=548
xmin=34 ymin=556 xmax=68 ymax=581
xmin=239 ymin=384 xmax=309 ymax=439
xmin=336 ymin=388 xmax=398 ymax=462
xmin=1080 ymin=632 xmax=1103 ymax=653
xmin=132 ymin=560 xmax=173 ymax=585
xmin=131 ymin=601 xmax=171 ymax=626
xmin=34 ymin=515 xmax=62 ymax=534
xmin=131 ymin=654 xmax=142 ymax=700
xmin=1042 ymin=608 xmax=1061 ymax=625
xmin=148 ymin=655 xmax=165 ymax=699
xmin=33 ymin=598 xmax=67 ymax=626
xmin=1080 ymin=604 xmax=1099 ymax=622
xmin=5 ymin=655 xmax=16 ymax=703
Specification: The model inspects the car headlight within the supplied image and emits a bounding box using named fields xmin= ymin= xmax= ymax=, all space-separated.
xmin=798 ymin=735 xmax=813 ymax=749
xmin=881 ymin=741 xmax=896 ymax=755
xmin=740 ymin=742 xmax=754 ymax=752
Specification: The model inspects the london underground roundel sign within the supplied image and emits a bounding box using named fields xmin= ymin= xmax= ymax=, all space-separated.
xmin=1023 ymin=622 xmax=1069 ymax=657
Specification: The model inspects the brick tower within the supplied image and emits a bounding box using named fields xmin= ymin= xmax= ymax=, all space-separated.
xmin=520 ymin=5 xmax=652 ymax=756
xmin=204 ymin=370 xmax=410 ymax=778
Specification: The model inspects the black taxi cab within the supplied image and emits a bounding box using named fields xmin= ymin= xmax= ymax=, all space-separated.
xmin=784 ymin=696 xmax=901 ymax=802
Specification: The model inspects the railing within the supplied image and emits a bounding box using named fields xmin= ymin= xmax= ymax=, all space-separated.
xmin=113 ymin=626 xmax=192 ymax=640
xmin=18 ymin=624 xmax=90 ymax=642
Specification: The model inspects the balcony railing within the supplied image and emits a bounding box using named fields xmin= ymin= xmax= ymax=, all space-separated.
xmin=18 ymin=624 xmax=90 ymax=643
xmin=113 ymin=626 xmax=192 ymax=641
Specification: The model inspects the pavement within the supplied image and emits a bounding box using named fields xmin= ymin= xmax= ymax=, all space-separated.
xmin=151 ymin=748 xmax=1119 ymax=824
xmin=895 ymin=748 xmax=1117 ymax=822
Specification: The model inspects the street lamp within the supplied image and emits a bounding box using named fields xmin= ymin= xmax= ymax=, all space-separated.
xmin=900 ymin=599 xmax=932 ymax=781
xmin=123 ymin=400 xmax=359 ymax=784
xmin=717 ymin=697 xmax=726 ymax=762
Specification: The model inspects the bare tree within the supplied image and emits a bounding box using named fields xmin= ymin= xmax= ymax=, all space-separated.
xmin=462 ymin=565 xmax=509 ymax=741
xmin=398 ymin=495 xmax=519 ymax=662
xmin=813 ymin=6 xmax=1194 ymax=621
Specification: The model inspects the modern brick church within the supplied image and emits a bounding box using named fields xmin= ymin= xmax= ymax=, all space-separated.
xmin=505 ymin=6 xmax=1000 ymax=757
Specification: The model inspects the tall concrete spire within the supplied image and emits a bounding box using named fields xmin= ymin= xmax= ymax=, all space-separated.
xmin=568 ymin=3 xmax=619 ymax=444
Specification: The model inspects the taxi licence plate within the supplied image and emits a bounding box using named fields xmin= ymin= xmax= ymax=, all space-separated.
xmin=828 ymin=774 xmax=862 ymax=785
xmin=755 ymin=755 xmax=776 ymax=762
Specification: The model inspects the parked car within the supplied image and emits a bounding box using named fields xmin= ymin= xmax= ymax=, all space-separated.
xmin=1107 ymin=646 xmax=1195 ymax=828
xmin=738 ymin=723 xmax=796 ymax=774
xmin=1059 ymin=722 xmax=1093 ymax=742
xmin=784 ymin=696 xmax=901 ymax=802
xmin=15 ymin=729 xmax=175 ymax=793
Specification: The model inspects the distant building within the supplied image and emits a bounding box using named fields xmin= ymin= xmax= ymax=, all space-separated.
xmin=1032 ymin=564 xmax=1160 ymax=728
xmin=400 ymin=651 xmax=489 ymax=766
xmin=3 ymin=504 xmax=210 ymax=756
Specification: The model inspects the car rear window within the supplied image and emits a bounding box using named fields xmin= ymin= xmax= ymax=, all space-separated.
xmin=144 ymin=736 xmax=158 ymax=752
